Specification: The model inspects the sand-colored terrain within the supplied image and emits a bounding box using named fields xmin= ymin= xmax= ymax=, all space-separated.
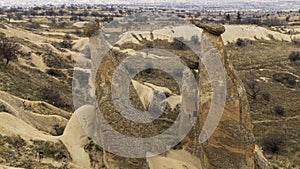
xmin=0 ymin=11 xmax=298 ymax=168
xmin=222 ymin=25 xmax=292 ymax=44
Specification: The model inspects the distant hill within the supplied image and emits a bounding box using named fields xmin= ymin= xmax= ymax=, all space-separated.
xmin=1 ymin=0 xmax=300 ymax=11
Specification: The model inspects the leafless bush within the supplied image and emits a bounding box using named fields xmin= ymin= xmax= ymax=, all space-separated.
xmin=60 ymin=33 xmax=73 ymax=49
xmin=33 ymin=140 xmax=70 ymax=161
xmin=273 ymin=73 xmax=296 ymax=88
xmin=46 ymin=69 xmax=65 ymax=77
xmin=0 ymin=104 xmax=7 ymax=112
xmin=245 ymin=78 xmax=261 ymax=100
xmin=288 ymin=51 xmax=300 ymax=65
xmin=4 ymin=135 xmax=26 ymax=148
xmin=274 ymin=105 xmax=284 ymax=116
xmin=261 ymin=92 xmax=271 ymax=101
xmin=236 ymin=38 xmax=245 ymax=46
xmin=0 ymin=36 xmax=22 ymax=64
xmin=41 ymin=87 xmax=65 ymax=108
xmin=53 ymin=124 xmax=65 ymax=136
xmin=261 ymin=134 xmax=284 ymax=154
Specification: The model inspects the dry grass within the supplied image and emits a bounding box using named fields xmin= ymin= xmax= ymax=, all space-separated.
xmin=226 ymin=39 xmax=300 ymax=168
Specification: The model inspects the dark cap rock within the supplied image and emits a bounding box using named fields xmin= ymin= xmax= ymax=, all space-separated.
xmin=191 ymin=20 xmax=226 ymax=35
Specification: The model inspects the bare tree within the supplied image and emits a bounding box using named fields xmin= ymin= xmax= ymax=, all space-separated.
xmin=0 ymin=36 xmax=22 ymax=64
xmin=245 ymin=78 xmax=261 ymax=100
xmin=288 ymin=51 xmax=300 ymax=65
xmin=262 ymin=133 xmax=284 ymax=154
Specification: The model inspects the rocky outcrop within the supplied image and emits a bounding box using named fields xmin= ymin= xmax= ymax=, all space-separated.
xmin=254 ymin=145 xmax=273 ymax=169
xmin=192 ymin=23 xmax=255 ymax=169
xmin=192 ymin=20 xmax=226 ymax=36
xmin=85 ymin=22 xmax=272 ymax=169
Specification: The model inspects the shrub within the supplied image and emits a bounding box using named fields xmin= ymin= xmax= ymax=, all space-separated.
xmin=28 ymin=22 xmax=41 ymax=29
xmin=74 ymin=29 xmax=82 ymax=36
xmin=261 ymin=92 xmax=271 ymax=101
xmin=0 ymin=24 xmax=7 ymax=29
xmin=84 ymin=140 xmax=103 ymax=168
xmin=236 ymin=38 xmax=245 ymax=46
xmin=70 ymin=15 xmax=78 ymax=21
xmin=245 ymin=78 xmax=261 ymax=100
xmin=33 ymin=140 xmax=70 ymax=161
xmin=46 ymin=69 xmax=65 ymax=77
xmin=272 ymin=73 xmax=296 ymax=88
xmin=42 ymin=52 xmax=72 ymax=69
xmin=53 ymin=124 xmax=65 ymax=136
xmin=60 ymin=40 xmax=73 ymax=49
xmin=274 ymin=106 xmax=284 ymax=116
xmin=261 ymin=134 xmax=284 ymax=154
xmin=288 ymin=51 xmax=300 ymax=65
xmin=0 ymin=104 xmax=7 ymax=112
xmin=4 ymin=135 xmax=26 ymax=148
xmin=59 ymin=33 xmax=73 ymax=49
xmin=41 ymin=87 xmax=65 ymax=108
xmin=0 ymin=36 xmax=22 ymax=64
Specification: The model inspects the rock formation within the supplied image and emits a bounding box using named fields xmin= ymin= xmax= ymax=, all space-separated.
xmin=194 ymin=22 xmax=255 ymax=169
xmin=82 ymin=21 xmax=271 ymax=169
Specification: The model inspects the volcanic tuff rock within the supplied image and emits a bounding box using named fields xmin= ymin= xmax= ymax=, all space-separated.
xmin=192 ymin=20 xmax=226 ymax=36
xmin=195 ymin=26 xmax=255 ymax=169
xmin=85 ymin=22 xmax=271 ymax=169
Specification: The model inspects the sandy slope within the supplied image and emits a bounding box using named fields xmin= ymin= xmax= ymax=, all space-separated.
xmin=0 ymin=24 xmax=82 ymax=63
xmin=30 ymin=53 xmax=47 ymax=71
xmin=222 ymin=25 xmax=292 ymax=44
xmin=60 ymin=105 xmax=93 ymax=169
xmin=0 ymin=91 xmax=70 ymax=137
xmin=0 ymin=25 xmax=58 ymax=44
xmin=0 ymin=91 xmax=91 ymax=168
xmin=0 ymin=96 xmax=68 ymax=135
xmin=147 ymin=149 xmax=202 ymax=169
xmin=0 ymin=113 xmax=57 ymax=141
xmin=0 ymin=165 xmax=24 ymax=169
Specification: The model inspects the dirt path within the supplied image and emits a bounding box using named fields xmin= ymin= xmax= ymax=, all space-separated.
xmin=253 ymin=115 xmax=300 ymax=124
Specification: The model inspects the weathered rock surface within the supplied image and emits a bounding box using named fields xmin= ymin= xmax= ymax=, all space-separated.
xmin=192 ymin=20 xmax=226 ymax=36
xmin=192 ymin=24 xmax=255 ymax=169
xmin=254 ymin=145 xmax=273 ymax=169
xmin=84 ymin=22 xmax=272 ymax=169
